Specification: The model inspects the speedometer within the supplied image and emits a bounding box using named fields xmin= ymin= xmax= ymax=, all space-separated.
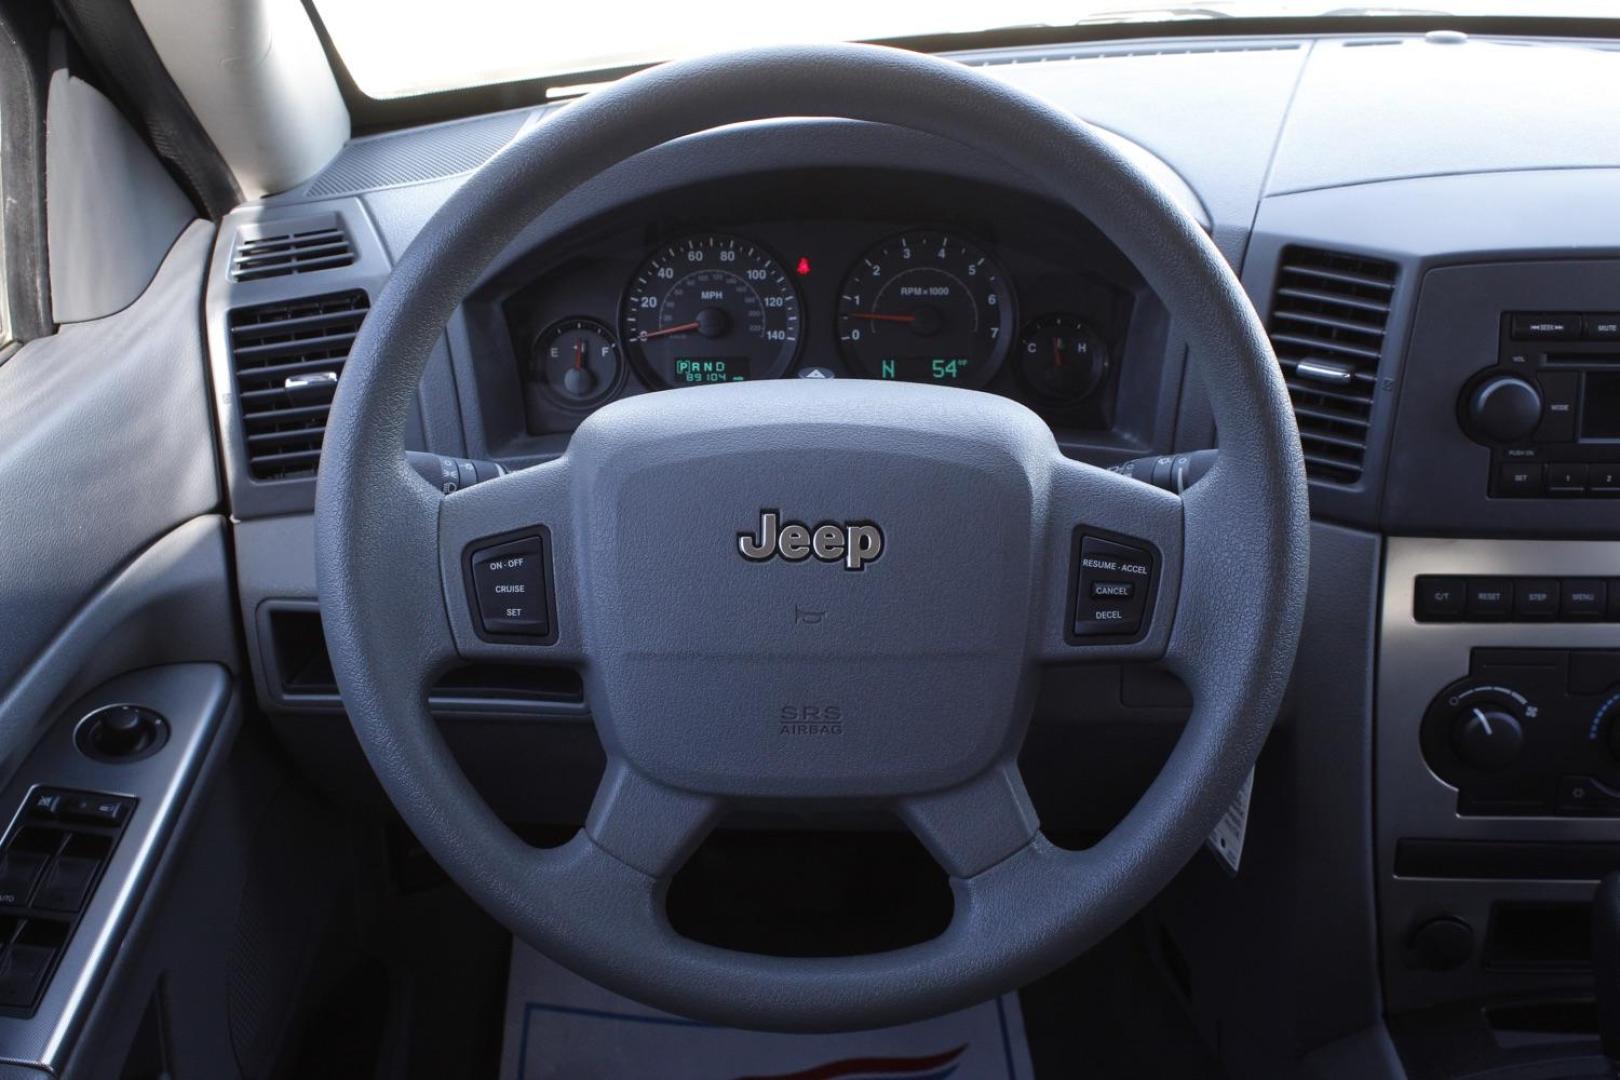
xmin=622 ymin=235 xmax=802 ymax=388
xmin=836 ymin=231 xmax=1015 ymax=389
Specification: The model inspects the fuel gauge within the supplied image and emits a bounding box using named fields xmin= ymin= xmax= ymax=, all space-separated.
xmin=1016 ymin=314 xmax=1109 ymax=406
xmin=532 ymin=317 xmax=623 ymax=408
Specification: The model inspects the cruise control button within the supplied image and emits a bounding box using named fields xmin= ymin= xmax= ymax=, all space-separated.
xmin=1078 ymin=537 xmax=1152 ymax=581
xmin=469 ymin=536 xmax=549 ymax=637
xmin=1074 ymin=535 xmax=1152 ymax=637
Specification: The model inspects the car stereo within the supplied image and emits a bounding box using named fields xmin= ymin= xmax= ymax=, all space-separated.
xmin=1462 ymin=312 xmax=1620 ymax=497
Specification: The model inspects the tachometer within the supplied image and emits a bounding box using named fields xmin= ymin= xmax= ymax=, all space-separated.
xmin=836 ymin=231 xmax=1014 ymax=388
xmin=622 ymin=235 xmax=802 ymax=388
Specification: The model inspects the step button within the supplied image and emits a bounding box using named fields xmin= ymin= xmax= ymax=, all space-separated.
xmin=1514 ymin=578 xmax=1559 ymax=619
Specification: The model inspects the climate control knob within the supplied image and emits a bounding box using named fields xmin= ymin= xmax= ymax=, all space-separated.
xmin=1451 ymin=705 xmax=1524 ymax=770
xmin=1465 ymin=376 xmax=1543 ymax=444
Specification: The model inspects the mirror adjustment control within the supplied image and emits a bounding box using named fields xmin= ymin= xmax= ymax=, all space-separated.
xmin=75 ymin=705 xmax=168 ymax=763
xmin=468 ymin=535 xmax=550 ymax=638
xmin=1073 ymin=535 xmax=1154 ymax=638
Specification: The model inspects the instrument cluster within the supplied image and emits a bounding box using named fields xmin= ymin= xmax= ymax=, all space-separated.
xmin=500 ymin=204 xmax=1138 ymax=437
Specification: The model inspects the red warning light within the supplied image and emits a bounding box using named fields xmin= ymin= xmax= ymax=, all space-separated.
xmin=795 ymin=257 xmax=812 ymax=277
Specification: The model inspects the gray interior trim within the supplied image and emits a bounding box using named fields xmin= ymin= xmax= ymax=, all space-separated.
xmin=0 ymin=222 xmax=219 ymax=708
xmin=302 ymin=106 xmax=536 ymax=200
xmin=0 ymin=518 xmax=235 ymax=787
xmin=1302 ymin=1022 xmax=1407 ymax=1080
xmin=44 ymin=71 xmax=193 ymax=324
xmin=1268 ymin=36 xmax=1620 ymax=196
xmin=130 ymin=0 xmax=349 ymax=197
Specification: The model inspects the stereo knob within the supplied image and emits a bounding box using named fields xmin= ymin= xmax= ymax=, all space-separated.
xmin=1451 ymin=705 xmax=1524 ymax=770
xmin=1465 ymin=376 xmax=1543 ymax=444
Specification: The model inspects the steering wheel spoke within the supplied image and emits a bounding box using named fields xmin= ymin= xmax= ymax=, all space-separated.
xmin=436 ymin=457 xmax=584 ymax=664
xmin=898 ymin=762 xmax=1040 ymax=879
xmin=585 ymin=759 xmax=723 ymax=879
xmin=1032 ymin=455 xmax=1184 ymax=664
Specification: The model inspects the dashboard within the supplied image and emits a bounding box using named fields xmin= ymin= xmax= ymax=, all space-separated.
xmin=203 ymin=31 xmax=1620 ymax=1073
xmin=488 ymin=169 xmax=1147 ymax=439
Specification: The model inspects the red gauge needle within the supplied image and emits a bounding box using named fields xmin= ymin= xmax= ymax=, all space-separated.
xmin=848 ymin=312 xmax=917 ymax=324
xmin=1052 ymin=338 xmax=1065 ymax=369
xmin=638 ymin=320 xmax=701 ymax=341
xmin=573 ymin=338 xmax=587 ymax=369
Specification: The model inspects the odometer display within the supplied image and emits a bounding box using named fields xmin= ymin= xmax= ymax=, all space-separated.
xmin=622 ymin=235 xmax=801 ymax=388
xmin=672 ymin=357 xmax=750 ymax=384
xmin=836 ymin=231 xmax=1014 ymax=388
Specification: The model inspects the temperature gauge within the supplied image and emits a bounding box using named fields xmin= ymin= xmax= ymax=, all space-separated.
xmin=532 ymin=317 xmax=623 ymax=408
xmin=1016 ymin=314 xmax=1109 ymax=406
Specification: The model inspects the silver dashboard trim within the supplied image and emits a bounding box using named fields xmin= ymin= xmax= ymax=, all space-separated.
xmin=1379 ymin=537 xmax=1620 ymax=1013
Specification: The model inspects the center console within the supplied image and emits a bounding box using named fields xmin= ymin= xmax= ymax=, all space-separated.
xmin=1380 ymin=539 xmax=1620 ymax=1015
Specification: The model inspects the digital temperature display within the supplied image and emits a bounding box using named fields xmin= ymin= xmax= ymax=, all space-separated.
xmin=878 ymin=357 xmax=972 ymax=383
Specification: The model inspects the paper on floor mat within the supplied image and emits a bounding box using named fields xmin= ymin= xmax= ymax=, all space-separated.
xmin=500 ymin=940 xmax=1035 ymax=1080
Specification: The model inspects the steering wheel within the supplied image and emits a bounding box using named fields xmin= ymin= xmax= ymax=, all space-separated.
xmin=315 ymin=43 xmax=1308 ymax=1032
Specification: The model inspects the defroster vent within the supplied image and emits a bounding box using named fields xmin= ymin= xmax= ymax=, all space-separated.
xmin=227 ymin=291 xmax=369 ymax=481
xmin=230 ymin=224 xmax=354 ymax=282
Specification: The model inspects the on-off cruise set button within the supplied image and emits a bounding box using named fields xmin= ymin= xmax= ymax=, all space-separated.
xmin=469 ymin=536 xmax=549 ymax=637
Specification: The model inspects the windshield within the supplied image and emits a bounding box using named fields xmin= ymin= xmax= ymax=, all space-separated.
xmin=312 ymin=0 xmax=1620 ymax=100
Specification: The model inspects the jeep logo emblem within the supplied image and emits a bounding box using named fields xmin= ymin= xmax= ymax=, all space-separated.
xmin=738 ymin=511 xmax=884 ymax=571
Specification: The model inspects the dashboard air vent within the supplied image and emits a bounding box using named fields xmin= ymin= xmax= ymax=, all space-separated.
xmin=226 ymin=291 xmax=369 ymax=481
xmin=1267 ymin=247 xmax=1397 ymax=485
xmin=230 ymin=224 xmax=354 ymax=282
